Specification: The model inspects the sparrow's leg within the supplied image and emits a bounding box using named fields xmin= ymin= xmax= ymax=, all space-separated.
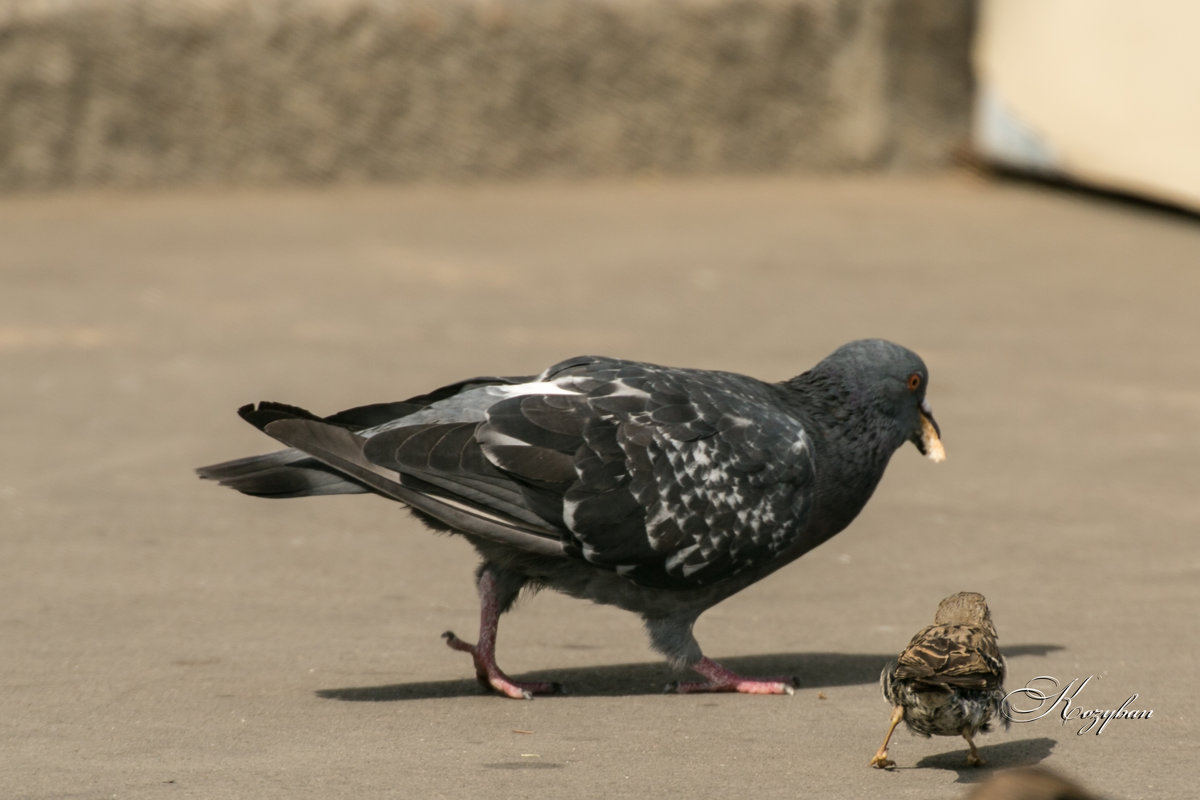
xmin=963 ymin=729 xmax=985 ymax=767
xmin=869 ymin=706 xmax=905 ymax=768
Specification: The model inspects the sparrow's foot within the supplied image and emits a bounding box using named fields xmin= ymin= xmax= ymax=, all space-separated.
xmin=868 ymin=752 xmax=896 ymax=770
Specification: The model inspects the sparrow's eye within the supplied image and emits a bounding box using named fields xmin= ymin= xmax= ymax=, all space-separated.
xmin=907 ymin=373 xmax=922 ymax=391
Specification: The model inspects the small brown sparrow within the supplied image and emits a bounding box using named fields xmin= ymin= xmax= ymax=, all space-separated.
xmin=870 ymin=591 xmax=1009 ymax=768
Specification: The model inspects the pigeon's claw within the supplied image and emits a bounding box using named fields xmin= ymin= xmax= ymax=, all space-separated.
xmin=442 ymin=631 xmax=561 ymax=699
xmin=668 ymin=656 xmax=798 ymax=695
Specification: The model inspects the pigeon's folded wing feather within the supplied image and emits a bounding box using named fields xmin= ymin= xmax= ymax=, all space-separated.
xmin=363 ymin=421 xmax=563 ymax=531
xmin=263 ymin=418 xmax=566 ymax=557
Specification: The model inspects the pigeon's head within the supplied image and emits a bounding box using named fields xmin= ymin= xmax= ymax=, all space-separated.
xmin=819 ymin=339 xmax=945 ymax=463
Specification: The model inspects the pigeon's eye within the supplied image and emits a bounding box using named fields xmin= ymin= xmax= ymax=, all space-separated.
xmin=907 ymin=373 xmax=922 ymax=391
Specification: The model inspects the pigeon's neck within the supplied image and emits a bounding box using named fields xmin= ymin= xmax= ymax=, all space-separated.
xmin=780 ymin=371 xmax=902 ymax=533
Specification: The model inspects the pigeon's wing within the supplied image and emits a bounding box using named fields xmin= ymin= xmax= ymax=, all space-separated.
xmin=364 ymin=356 xmax=817 ymax=589
xmin=894 ymin=624 xmax=1007 ymax=691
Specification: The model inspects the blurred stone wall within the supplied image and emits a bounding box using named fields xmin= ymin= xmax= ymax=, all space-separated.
xmin=0 ymin=0 xmax=975 ymax=190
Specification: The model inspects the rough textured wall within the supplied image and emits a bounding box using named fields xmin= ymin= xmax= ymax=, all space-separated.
xmin=0 ymin=0 xmax=975 ymax=190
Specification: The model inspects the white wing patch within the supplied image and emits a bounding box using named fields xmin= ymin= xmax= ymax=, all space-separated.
xmin=359 ymin=380 xmax=583 ymax=438
xmin=562 ymin=496 xmax=581 ymax=530
xmin=665 ymin=543 xmax=702 ymax=573
xmin=478 ymin=431 xmax=531 ymax=448
xmin=496 ymin=380 xmax=582 ymax=398
xmin=597 ymin=378 xmax=652 ymax=399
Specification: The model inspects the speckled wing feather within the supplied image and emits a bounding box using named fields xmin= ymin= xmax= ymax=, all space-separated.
xmin=546 ymin=357 xmax=816 ymax=589
xmin=894 ymin=623 xmax=1006 ymax=691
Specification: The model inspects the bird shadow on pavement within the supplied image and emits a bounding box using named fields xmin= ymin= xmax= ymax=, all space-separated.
xmin=317 ymin=642 xmax=1062 ymax=702
xmin=910 ymin=737 xmax=1060 ymax=784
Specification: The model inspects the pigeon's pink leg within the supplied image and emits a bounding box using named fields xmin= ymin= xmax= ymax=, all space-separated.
xmin=442 ymin=569 xmax=561 ymax=699
xmin=671 ymin=657 xmax=798 ymax=695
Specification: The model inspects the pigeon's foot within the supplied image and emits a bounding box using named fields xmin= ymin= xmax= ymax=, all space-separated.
xmin=442 ymin=631 xmax=562 ymax=700
xmin=443 ymin=566 xmax=561 ymax=699
xmin=668 ymin=656 xmax=798 ymax=695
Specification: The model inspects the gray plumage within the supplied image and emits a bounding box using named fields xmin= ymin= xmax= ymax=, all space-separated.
xmin=199 ymin=339 xmax=944 ymax=697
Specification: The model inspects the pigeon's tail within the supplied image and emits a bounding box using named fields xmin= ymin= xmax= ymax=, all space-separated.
xmin=196 ymin=402 xmax=373 ymax=497
xmin=197 ymin=398 xmax=568 ymax=558
xmin=197 ymin=381 xmax=530 ymax=499
xmin=196 ymin=449 xmax=370 ymax=498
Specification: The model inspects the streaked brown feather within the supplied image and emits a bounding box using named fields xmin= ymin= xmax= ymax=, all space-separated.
xmin=894 ymin=622 xmax=1006 ymax=690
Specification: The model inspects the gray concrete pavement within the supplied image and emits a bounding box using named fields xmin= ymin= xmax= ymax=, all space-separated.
xmin=1 ymin=176 xmax=1196 ymax=798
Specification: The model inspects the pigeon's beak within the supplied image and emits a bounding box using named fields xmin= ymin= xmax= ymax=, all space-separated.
xmin=912 ymin=398 xmax=945 ymax=462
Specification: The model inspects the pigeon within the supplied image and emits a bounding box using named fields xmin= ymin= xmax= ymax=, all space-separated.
xmin=197 ymin=338 xmax=944 ymax=698
xmin=869 ymin=591 xmax=1009 ymax=769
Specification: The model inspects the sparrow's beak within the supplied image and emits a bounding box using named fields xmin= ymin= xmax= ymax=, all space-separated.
xmin=912 ymin=398 xmax=945 ymax=462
